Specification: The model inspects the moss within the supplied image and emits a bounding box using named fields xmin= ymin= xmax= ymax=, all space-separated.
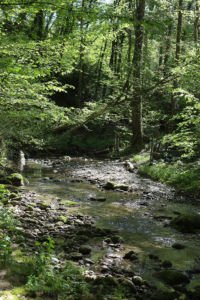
xmin=61 ymin=200 xmax=78 ymax=206
xmin=57 ymin=215 xmax=67 ymax=223
xmin=8 ymin=173 xmax=24 ymax=187
xmin=0 ymin=288 xmax=25 ymax=300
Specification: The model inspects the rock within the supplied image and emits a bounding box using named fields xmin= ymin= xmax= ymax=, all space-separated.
xmin=124 ymin=251 xmax=138 ymax=261
xmin=8 ymin=173 xmax=25 ymax=186
xmin=172 ymin=243 xmax=185 ymax=250
xmin=132 ymin=276 xmax=143 ymax=286
xmin=124 ymin=161 xmax=134 ymax=172
xmin=39 ymin=202 xmax=50 ymax=210
xmin=118 ymin=278 xmax=137 ymax=293
xmin=170 ymin=213 xmax=200 ymax=233
xmin=79 ymin=245 xmax=92 ymax=255
xmin=94 ymin=276 xmax=119 ymax=287
xmin=63 ymin=156 xmax=71 ymax=161
xmin=154 ymin=270 xmax=190 ymax=286
xmin=149 ymin=254 xmax=160 ymax=260
xmin=89 ymin=197 xmax=106 ymax=202
xmin=161 ymin=260 xmax=173 ymax=268
xmin=110 ymin=235 xmax=123 ymax=244
xmin=116 ymin=184 xmax=130 ymax=191
xmin=70 ymin=252 xmax=83 ymax=261
xmin=103 ymin=181 xmax=117 ymax=190
xmin=103 ymin=181 xmax=130 ymax=191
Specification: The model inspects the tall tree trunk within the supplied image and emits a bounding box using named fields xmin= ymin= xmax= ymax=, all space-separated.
xmin=31 ymin=10 xmax=44 ymax=40
xmin=175 ymin=0 xmax=183 ymax=62
xmin=131 ymin=0 xmax=146 ymax=151
xmin=159 ymin=44 xmax=163 ymax=66
xmin=78 ymin=0 xmax=85 ymax=107
xmin=170 ymin=0 xmax=183 ymax=132
xmin=116 ymin=32 xmax=125 ymax=76
xmin=94 ymin=39 xmax=107 ymax=99
xmin=163 ymin=23 xmax=173 ymax=75
xmin=194 ymin=0 xmax=199 ymax=48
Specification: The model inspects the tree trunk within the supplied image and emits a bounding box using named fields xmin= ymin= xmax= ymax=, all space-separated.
xmin=78 ymin=0 xmax=86 ymax=107
xmin=175 ymin=0 xmax=183 ymax=62
xmin=116 ymin=32 xmax=125 ymax=76
xmin=94 ymin=39 xmax=107 ymax=99
xmin=131 ymin=0 xmax=146 ymax=151
xmin=163 ymin=23 xmax=173 ymax=75
xmin=32 ymin=10 xmax=44 ymax=40
xmin=194 ymin=0 xmax=199 ymax=48
xmin=170 ymin=0 xmax=183 ymax=132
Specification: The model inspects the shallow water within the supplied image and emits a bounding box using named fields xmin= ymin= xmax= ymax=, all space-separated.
xmin=22 ymin=158 xmax=200 ymax=290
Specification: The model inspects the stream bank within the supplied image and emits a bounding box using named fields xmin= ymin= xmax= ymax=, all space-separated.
xmin=1 ymin=156 xmax=200 ymax=299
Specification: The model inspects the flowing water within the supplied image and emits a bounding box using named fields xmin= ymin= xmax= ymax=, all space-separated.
xmin=22 ymin=157 xmax=200 ymax=291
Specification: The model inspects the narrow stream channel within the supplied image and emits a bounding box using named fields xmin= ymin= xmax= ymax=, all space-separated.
xmin=22 ymin=157 xmax=200 ymax=292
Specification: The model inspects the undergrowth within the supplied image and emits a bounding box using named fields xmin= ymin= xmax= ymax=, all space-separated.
xmin=138 ymin=161 xmax=200 ymax=192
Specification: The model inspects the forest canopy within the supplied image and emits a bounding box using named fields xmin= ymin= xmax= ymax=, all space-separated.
xmin=0 ymin=0 xmax=199 ymax=160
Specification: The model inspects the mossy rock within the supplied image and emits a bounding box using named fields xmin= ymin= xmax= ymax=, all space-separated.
xmin=57 ymin=215 xmax=68 ymax=223
xmin=8 ymin=173 xmax=24 ymax=187
xmin=123 ymin=250 xmax=138 ymax=261
xmin=39 ymin=202 xmax=50 ymax=209
xmin=154 ymin=270 xmax=190 ymax=286
xmin=110 ymin=235 xmax=123 ymax=244
xmin=132 ymin=276 xmax=144 ymax=286
xmin=161 ymin=260 xmax=173 ymax=268
xmin=103 ymin=181 xmax=130 ymax=191
xmin=79 ymin=245 xmax=92 ymax=255
xmin=118 ymin=278 xmax=137 ymax=293
xmin=170 ymin=213 xmax=200 ymax=233
xmin=70 ymin=252 xmax=83 ymax=261
xmin=94 ymin=276 xmax=119 ymax=288
xmin=116 ymin=184 xmax=130 ymax=191
xmin=104 ymin=181 xmax=117 ymax=190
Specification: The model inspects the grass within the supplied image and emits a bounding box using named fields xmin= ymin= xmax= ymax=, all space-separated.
xmin=138 ymin=161 xmax=200 ymax=192
xmin=132 ymin=153 xmax=150 ymax=164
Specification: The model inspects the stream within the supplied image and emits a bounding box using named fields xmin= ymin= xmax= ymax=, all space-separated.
xmin=22 ymin=157 xmax=200 ymax=295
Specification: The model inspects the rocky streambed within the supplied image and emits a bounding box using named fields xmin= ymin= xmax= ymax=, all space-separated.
xmin=2 ymin=156 xmax=200 ymax=299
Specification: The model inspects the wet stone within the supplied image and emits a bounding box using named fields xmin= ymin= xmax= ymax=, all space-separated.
xmin=172 ymin=243 xmax=186 ymax=250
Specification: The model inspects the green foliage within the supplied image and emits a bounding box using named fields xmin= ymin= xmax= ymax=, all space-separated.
xmin=25 ymin=237 xmax=89 ymax=298
xmin=0 ymin=185 xmax=17 ymax=264
xmin=139 ymin=161 xmax=200 ymax=192
xmin=26 ymin=261 xmax=88 ymax=299
xmin=162 ymin=93 xmax=200 ymax=160
xmin=132 ymin=154 xmax=150 ymax=163
xmin=33 ymin=237 xmax=56 ymax=274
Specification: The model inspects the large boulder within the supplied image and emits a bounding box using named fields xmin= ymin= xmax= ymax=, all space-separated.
xmin=170 ymin=213 xmax=200 ymax=233
xmin=8 ymin=173 xmax=24 ymax=186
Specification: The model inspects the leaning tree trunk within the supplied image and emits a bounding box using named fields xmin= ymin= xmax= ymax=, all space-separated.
xmin=169 ymin=0 xmax=183 ymax=132
xmin=131 ymin=0 xmax=146 ymax=151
